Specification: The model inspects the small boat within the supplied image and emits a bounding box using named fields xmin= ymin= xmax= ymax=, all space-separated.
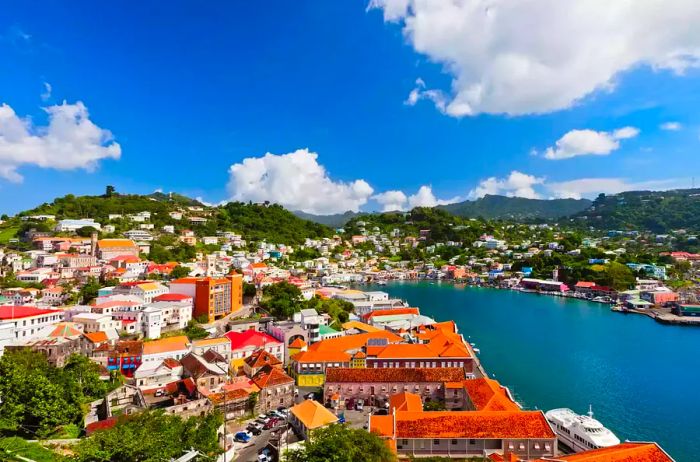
xmin=545 ymin=406 xmax=620 ymax=453
xmin=472 ymin=348 xmax=481 ymax=354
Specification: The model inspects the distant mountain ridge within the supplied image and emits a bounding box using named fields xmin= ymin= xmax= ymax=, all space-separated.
xmin=437 ymin=194 xmax=592 ymax=220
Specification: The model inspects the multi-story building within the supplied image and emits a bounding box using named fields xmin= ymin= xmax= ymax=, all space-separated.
xmin=324 ymin=367 xmax=466 ymax=407
xmin=370 ymin=392 xmax=557 ymax=460
xmin=0 ymin=306 xmax=64 ymax=346
xmin=141 ymin=335 xmax=191 ymax=366
xmin=169 ymin=275 xmax=243 ymax=323
xmin=72 ymin=313 xmax=121 ymax=334
xmin=225 ymin=329 xmax=284 ymax=370
xmin=95 ymin=239 xmax=140 ymax=261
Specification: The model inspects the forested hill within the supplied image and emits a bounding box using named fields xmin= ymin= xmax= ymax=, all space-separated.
xmin=5 ymin=190 xmax=333 ymax=245
xmin=18 ymin=191 xmax=203 ymax=221
xmin=437 ymin=194 xmax=592 ymax=220
xmin=573 ymin=188 xmax=700 ymax=233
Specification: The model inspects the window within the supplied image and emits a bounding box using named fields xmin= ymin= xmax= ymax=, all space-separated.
xmin=451 ymin=440 xmax=458 ymax=445
xmin=433 ymin=440 xmax=439 ymax=445
xmin=469 ymin=439 xmax=475 ymax=444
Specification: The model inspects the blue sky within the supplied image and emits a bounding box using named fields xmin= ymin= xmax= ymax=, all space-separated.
xmin=1 ymin=1 xmax=700 ymax=215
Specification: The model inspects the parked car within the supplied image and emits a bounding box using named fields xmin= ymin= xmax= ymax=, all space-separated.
xmin=305 ymin=392 xmax=316 ymax=400
xmin=154 ymin=389 xmax=165 ymax=397
xmin=234 ymin=431 xmax=251 ymax=443
xmin=264 ymin=418 xmax=279 ymax=430
xmin=355 ymin=399 xmax=364 ymax=411
xmin=257 ymin=455 xmax=270 ymax=462
xmin=247 ymin=425 xmax=262 ymax=436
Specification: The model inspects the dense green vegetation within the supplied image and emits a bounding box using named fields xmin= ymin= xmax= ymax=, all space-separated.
xmin=0 ymin=350 xmax=117 ymax=438
xmin=0 ymin=437 xmax=66 ymax=461
xmin=573 ymin=189 xmax=700 ymax=233
xmin=260 ymin=282 xmax=354 ymax=325
xmin=438 ymin=194 xmax=592 ymax=221
xmin=285 ymin=425 xmax=395 ymax=462
xmin=213 ymin=202 xmax=332 ymax=244
xmin=71 ymin=410 xmax=223 ymax=462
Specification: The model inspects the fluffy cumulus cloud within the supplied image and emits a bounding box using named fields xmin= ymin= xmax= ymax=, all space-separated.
xmin=469 ymin=171 xmax=544 ymax=199
xmin=542 ymin=126 xmax=639 ymax=160
xmin=373 ymin=185 xmax=459 ymax=211
xmin=660 ymin=121 xmax=682 ymax=131
xmin=547 ymin=177 xmax=681 ymax=199
xmin=226 ymin=148 xmax=374 ymax=215
xmin=373 ymin=190 xmax=408 ymax=212
xmin=0 ymin=101 xmax=121 ymax=182
xmin=370 ymin=0 xmax=700 ymax=116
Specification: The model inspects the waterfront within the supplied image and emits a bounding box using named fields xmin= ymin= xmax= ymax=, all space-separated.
xmin=367 ymin=281 xmax=700 ymax=462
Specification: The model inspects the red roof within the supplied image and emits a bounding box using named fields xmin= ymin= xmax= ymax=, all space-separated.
xmin=85 ymin=416 xmax=120 ymax=435
xmin=0 ymin=306 xmax=60 ymax=320
xmin=153 ymin=293 xmax=193 ymax=302
xmin=224 ymin=329 xmax=281 ymax=350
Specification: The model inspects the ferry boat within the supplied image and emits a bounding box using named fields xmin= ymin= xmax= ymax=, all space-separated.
xmin=545 ymin=406 xmax=620 ymax=453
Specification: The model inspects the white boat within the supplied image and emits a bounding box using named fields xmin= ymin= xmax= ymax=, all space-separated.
xmin=545 ymin=406 xmax=620 ymax=453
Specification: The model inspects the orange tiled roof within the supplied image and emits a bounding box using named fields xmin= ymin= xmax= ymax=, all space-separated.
xmin=341 ymin=320 xmax=382 ymax=333
xmin=143 ymin=336 xmax=190 ymax=355
xmin=463 ymin=378 xmax=520 ymax=412
xmin=537 ymin=442 xmax=673 ymax=462
xmin=289 ymin=337 xmax=307 ymax=348
xmin=325 ymin=367 xmax=465 ymax=383
xmin=84 ymin=331 xmax=109 ymax=344
xmin=307 ymin=331 xmax=402 ymax=353
xmin=252 ymin=365 xmax=294 ymax=389
xmin=97 ymin=239 xmax=137 ymax=248
xmin=192 ymin=337 xmax=229 ymax=347
xmin=290 ymin=399 xmax=338 ymax=429
xmin=363 ymin=307 xmax=420 ymax=320
xmin=393 ymin=410 xmax=555 ymax=440
xmin=291 ymin=350 xmax=351 ymax=363
xmin=244 ymin=349 xmax=282 ymax=368
xmin=389 ymin=391 xmax=423 ymax=413
xmin=370 ymin=414 xmax=394 ymax=438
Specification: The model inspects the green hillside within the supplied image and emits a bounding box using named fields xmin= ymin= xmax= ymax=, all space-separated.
xmin=573 ymin=189 xmax=700 ymax=233
xmin=438 ymin=194 xmax=592 ymax=220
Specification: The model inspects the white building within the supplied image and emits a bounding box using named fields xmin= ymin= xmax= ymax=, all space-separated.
xmin=0 ymin=306 xmax=65 ymax=345
xmin=55 ymin=219 xmax=102 ymax=232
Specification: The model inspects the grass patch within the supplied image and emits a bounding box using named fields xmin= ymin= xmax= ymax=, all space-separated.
xmin=0 ymin=437 xmax=66 ymax=462
xmin=0 ymin=226 xmax=19 ymax=244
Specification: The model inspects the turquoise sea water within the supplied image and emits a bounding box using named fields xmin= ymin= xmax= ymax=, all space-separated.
xmin=366 ymin=281 xmax=700 ymax=461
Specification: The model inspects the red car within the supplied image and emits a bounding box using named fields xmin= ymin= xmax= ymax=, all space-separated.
xmin=263 ymin=418 xmax=279 ymax=430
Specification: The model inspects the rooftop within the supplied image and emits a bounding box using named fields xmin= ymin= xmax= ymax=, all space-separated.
xmin=391 ymin=410 xmax=555 ymax=440
xmin=143 ymin=336 xmax=190 ymax=355
xmin=224 ymin=329 xmax=281 ymax=350
xmin=0 ymin=306 xmax=60 ymax=320
xmin=291 ymin=399 xmax=339 ymax=430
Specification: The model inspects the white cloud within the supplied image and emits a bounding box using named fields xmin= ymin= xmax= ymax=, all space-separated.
xmin=408 ymin=185 xmax=458 ymax=207
xmin=373 ymin=190 xmax=408 ymax=211
xmin=660 ymin=121 xmax=682 ymax=131
xmin=0 ymin=101 xmax=121 ymax=182
xmin=547 ymin=177 xmax=682 ymax=199
xmin=543 ymin=127 xmax=639 ymax=160
xmin=469 ymin=171 xmax=544 ymax=199
xmin=370 ymin=0 xmax=700 ymax=116
xmin=40 ymin=82 xmax=52 ymax=102
xmin=226 ymin=148 xmax=374 ymax=215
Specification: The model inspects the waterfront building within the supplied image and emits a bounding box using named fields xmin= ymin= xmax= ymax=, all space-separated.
xmin=370 ymin=402 xmax=557 ymax=460
xmin=534 ymin=442 xmax=673 ymax=462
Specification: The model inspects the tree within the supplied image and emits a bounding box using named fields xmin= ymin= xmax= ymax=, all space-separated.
xmin=285 ymin=425 xmax=395 ymax=462
xmin=243 ymin=282 xmax=257 ymax=298
xmin=105 ymin=185 xmax=116 ymax=197
xmin=247 ymin=391 xmax=259 ymax=412
xmin=169 ymin=265 xmax=191 ymax=279
xmin=183 ymin=320 xmax=209 ymax=340
xmin=423 ymin=400 xmax=446 ymax=411
xmin=79 ymin=277 xmax=102 ymax=304
xmin=260 ymin=282 xmax=304 ymax=319
xmin=76 ymin=226 xmax=99 ymax=238
xmin=0 ymin=350 xmax=84 ymax=437
xmin=62 ymin=354 xmax=108 ymax=400
xmin=72 ymin=409 xmax=223 ymax=462
xmin=604 ymin=261 xmax=636 ymax=291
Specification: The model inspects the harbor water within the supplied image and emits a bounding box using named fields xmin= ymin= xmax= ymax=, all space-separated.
xmin=366 ymin=281 xmax=700 ymax=461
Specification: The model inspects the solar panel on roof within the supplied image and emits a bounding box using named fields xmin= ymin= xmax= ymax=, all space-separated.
xmin=367 ymin=338 xmax=388 ymax=346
